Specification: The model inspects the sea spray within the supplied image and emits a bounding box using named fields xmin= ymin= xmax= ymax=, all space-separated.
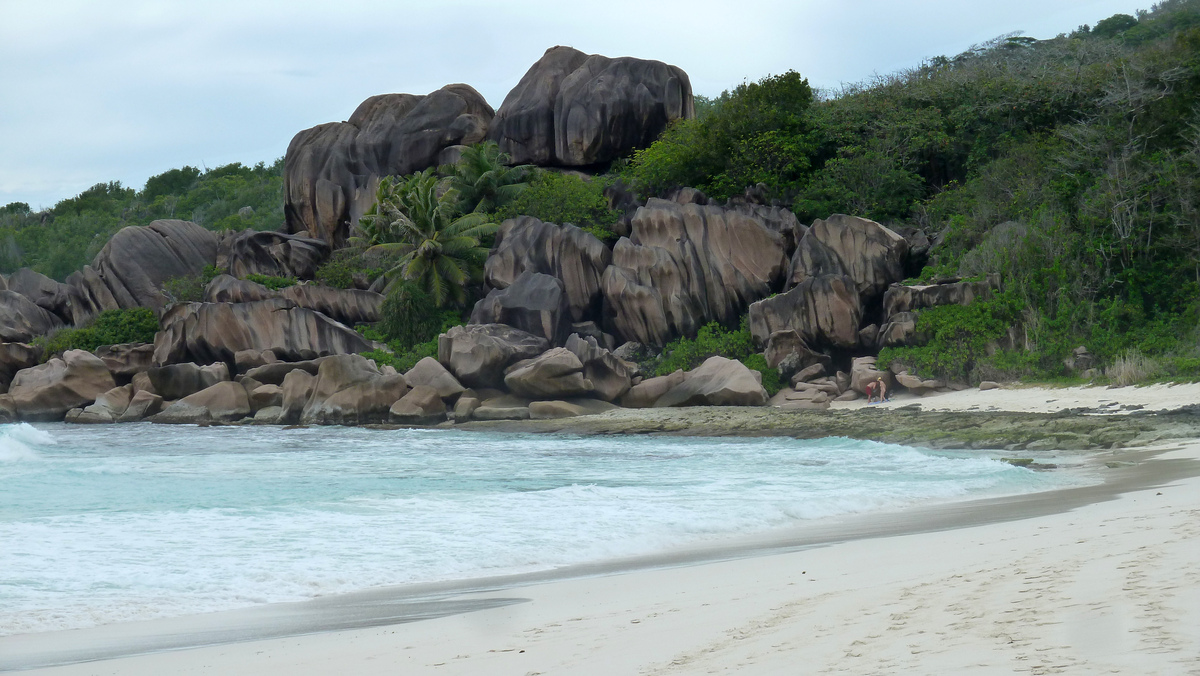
xmin=1 ymin=423 xmax=1086 ymax=635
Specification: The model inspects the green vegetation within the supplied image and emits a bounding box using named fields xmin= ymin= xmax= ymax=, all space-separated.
xmin=353 ymin=169 xmax=496 ymax=307
xmin=443 ymin=141 xmax=534 ymax=214
xmin=1 ymin=160 xmax=284 ymax=280
xmin=653 ymin=319 xmax=782 ymax=395
xmin=161 ymin=265 xmax=222 ymax=304
xmin=243 ymin=273 xmax=297 ymax=290
xmin=34 ymin=308 xmax=159 ymax=358
xmin=494 ymin=171 xmax=621 ymax=241
xmin=378 ymin=282 xmax=461 ymax=348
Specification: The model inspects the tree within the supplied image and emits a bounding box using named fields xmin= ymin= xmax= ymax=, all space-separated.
xmin=443 ymin=141 xmax=534 ymax=214
xmin=353 ymin=170 xmax=496 ymax=307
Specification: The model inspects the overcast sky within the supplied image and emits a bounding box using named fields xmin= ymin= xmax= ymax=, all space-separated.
xmin=1 ymin=0 xmax=1146 ymax=210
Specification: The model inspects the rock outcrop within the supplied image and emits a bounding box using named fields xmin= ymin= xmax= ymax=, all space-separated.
xmin=489 ymin=46 xmax=693 ymax=166
xmin=152 ymin=381 xmax=252 ymax=424
xmin=217 ymin=229 xmax=330 ymax=279
xmin=437 ymin=324 xmax=549 ymax=389
xmin=203 ymin=276 xmax=382 ymax=326
xmin=0 ymin=290 xmax=64 ymax=342
xmin=654 ymin=356 xmax=767 ymax=407
xmin=602 ymin=199 xmax=789 ymax=345
xmin=503 ymin=348 xmax=592 ymax=399
xmin=470 ymin=271 xmax=570 ymax=345
xmin=402 ymin=357 xmax=465 ymax=400
xmin=484 ymin=216 xmax=611 ymax=322
xmin=69 ymin=220 xmax=220 ymax=315
xmin=147 ymin=362 xmax=230 ymax=400
xmin=152 ymin=299 xmax=377 ymax=366
xmin=94 ymin=343 xmax=155 ymax=381
xmin=299 ymin=354 xmax=408 ymax=424
xmin=0 ymin=342 xmax=41 ymax=393
xmin=8 ymin=350 xmax=116 ymax=421
xmin=284 ymin=84 xmax=494 ymax=244
xmin=7 ymin=268 xmax=76 ymax=324
xmin=881 ymin=275 xmax=999 ymax=321
xmin=748 ymin=275 xmax=863 ymax=350
xmin=388 ymin=385 xmax=447 ymax=424
xmin=787 ymin=214 xmax=908 ymax=301
xmin=563 ymin=333 xmax=632 ymax=402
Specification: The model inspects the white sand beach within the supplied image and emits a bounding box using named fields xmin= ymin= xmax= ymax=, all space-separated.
xmin=837 ymin=381 xmax=1200 ymax=414
xmin=8 ymin=393 xmax=1200 ymax=675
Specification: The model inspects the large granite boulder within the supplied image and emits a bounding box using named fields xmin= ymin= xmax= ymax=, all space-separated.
xmin=204 ymin=275 xmax=276 ymax=304
xmin=217 ymin=229 xmax=331 ymax=280
xmin=0 ymin=342 xmax=41 ymax=393
xmin=619 ymin=369 xmax=686 ymax=408
xmin=284 ymin=84 xmax=494 ymax=245
xmin=299 ymin=354 xmax=409 ymax=425
xmin=117 ymin=389 xmax=163 ymax=422
xmin=388 ymin=385 xmax=447 ymax=425
xmin=6 ymin=268 xmax=76 ymax=324
xmin=787 ymin=214 xmax=908 ymax=301
xmin=850 ymin=356 xmax=895 ymax=395
xmin=147 ymin=362 xmax=230 ymax=400
xmin=403 ymin=357 xmax=465 ymax=400
xmin=601 ymin=199 xmax=789 ymax=345
xmin=0 ymin=290 xmax=64 ymax=342
xmin=8 ymin=349 xmax=117 ymax=421
xmin=748 ymin=274 xmax=863 ymax=350
xmin=152 ymin=381 xmax=252 ymax=424
xmin=881 ymin=275 xmax=999 ymax=322
xmin=68 ymin=384 xmax=135 ymax=424
xmin=470 ymin=271 xmax=570 ymax=345
xmin=725 ymin=201 xmax=807 ymax=256
xmin=563 ymin=333 xmax=632 ymax=402
xmin=654 ymin=356 xmax=767 ymax=407
xmin=484 ymin=216 xmax=611 ymax=323
xmin=204 ymin=276 xmax=383 ymax=326
xmin=94 ymin=343 xmax=156 ymax=380
xmin=503 ymin=347 xmax=592 ymax=399
xmin=877 ymin=311 xmax=919 ymax=348
xmin=152 ymin=299 xmax=376 ymax=366
xmin=437 ymin=324 xmax=549 ymax=389
xmin=69 ymin=220 xmax=220 ymax=315
xmin=244 ymin=358 xmax=326 ymax=386
xmin=279 ymin=368 xmax=316 ymax=424
xmin=489 ymin=46 xmax=693 ymax=166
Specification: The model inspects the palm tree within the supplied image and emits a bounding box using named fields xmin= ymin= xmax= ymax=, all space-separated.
xmin=443 ymin=141 xmax=535 ymax=214
xmin=352 ymin=170 xmax=496 ymax=307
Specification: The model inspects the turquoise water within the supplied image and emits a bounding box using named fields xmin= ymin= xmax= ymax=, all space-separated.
xmin=0 ymin=422 xmax=1080 ymax=635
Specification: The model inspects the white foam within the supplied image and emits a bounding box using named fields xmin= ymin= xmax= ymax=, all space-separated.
xmin=0 ymin=423 xmax=54 ymax=463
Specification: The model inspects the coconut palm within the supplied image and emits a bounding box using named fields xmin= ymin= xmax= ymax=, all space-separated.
xmin=353 ymin=170 xmax=496 ymax=307
xmin=443 ymin=141 xmax=535 ymax=214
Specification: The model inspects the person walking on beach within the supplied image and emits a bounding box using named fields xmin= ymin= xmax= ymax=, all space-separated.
xmin=865 ymin=378 xmax=879 ymax=403
xmin=877 ymin=376 xmax=888 ymax=402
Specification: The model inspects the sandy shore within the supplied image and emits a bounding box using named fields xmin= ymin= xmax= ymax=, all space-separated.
xmin=836 ymin=381 xmax=1200 ymax=414
xmin=7 ymin=426 xmax=1199 ymax=675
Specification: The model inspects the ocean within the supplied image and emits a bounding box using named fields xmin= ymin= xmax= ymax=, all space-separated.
xmin=0 ymin=422 xmax=1082 ymax=636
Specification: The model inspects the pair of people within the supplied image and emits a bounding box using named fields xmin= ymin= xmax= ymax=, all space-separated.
xmin=865 ymin=376 xmax=889 ymax=404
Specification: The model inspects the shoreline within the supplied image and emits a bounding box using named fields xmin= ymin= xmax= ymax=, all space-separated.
xmin=5 ymin=435 xmax=1198 ymax=673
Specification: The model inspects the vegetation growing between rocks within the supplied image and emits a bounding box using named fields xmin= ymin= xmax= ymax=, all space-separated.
xmin=34 ymin=308 xmax=159 ymax=359
xmin=653 ymin=319 xmax=783 ymax=395
xmin=493 ymin=171 xmax=621 ymax=241
xmin=161 ymin=265 xmax=222 ymax=304
xmin=243 ymin=273 xmax=297 ymax=290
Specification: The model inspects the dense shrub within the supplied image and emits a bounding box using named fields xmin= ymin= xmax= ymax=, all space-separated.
xmin=378 ymin=282 xmax=460 ymax=348
xmin=35 ymin=308 xmax=159 ymax=358
xmin=244 ymin=273 xmax=296 ymax=290
xmin=495 ymin=171 xmax=620 ymax=241
xmin=361 ymin=340 xmax=439 ymax=374
xmin=161 ymin=265 xmax=222 ymax=303
xmin=652 ymin=318 xmax=781 ymax=395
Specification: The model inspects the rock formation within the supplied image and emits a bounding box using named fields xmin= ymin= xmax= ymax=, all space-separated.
xmin=489 ymin=46 xmax=693 ymax=166
xmin=284 ymin=84 xmax=494 ymax=245
xmin=503 ymin=348 xmax=592 ymax=399
xmin=0 ymin=342 xmax=41 ymax=393
xmin=748 ymin=275 xmax=863 ymax=350
xmin=602 ymin=199 xmax=789 ymax=345
xmin=654 ymin=356 xmax=768 ymax=407
xmin=217 ymin=229 xmax=331 ymax=279
xmin=0 ymin=291 xmax=63 ymax=342
xmin=7 ymin=350 xmax=116 ymax=421
xmin=787 ymin=214 xmax=908 ymax=301
xmin=438 ymin=323 xmax=550 ymax=389
xmin=470 ymin=271 xmax=571 ymax=345
xmin=299 ymin=354 xmax=408 ymax=424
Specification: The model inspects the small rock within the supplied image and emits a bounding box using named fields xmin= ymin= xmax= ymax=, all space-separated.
xmin=979 ymin=381 xmax=1001 ymax=391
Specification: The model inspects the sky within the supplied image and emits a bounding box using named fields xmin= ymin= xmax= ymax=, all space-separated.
xmin=0 ymin=0 xmax=1148 ymax=211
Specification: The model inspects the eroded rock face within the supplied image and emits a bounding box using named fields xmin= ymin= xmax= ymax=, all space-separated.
xmin=284 ymin=84 xmax=494 ymax=245
xmin=655 ymin=356 xmax=767 ymax=407
xmin=69 ymin=384 xmax=134 ymax=424
xmin=563 ymin=333 xmax=631 ymax=402
xmin=152 ymin=381 xmax=251 ymax=424
xmin=147 ymin=362 xmax=230 ymax=400
xmin=748 ymin=275 xmax=863 ymax=350
xmin=602 ymin=199 xmax=788 ymax=346
xmin=503 ymin=348 xmax=592 ymax=399
xmin=881 ymin=275 xmax=999 ymax=322
xmin=437 ymin=324 xmax=549 ymax=389
xmin=619 ymin=369 xmax=685 ymax=408
xmin=470 ymin=271 xmax=570 ymax=345
xmin=152 ymin=299 xmax=376 ymax=366
xmin=0 ymin=290 xmax=64 ymax=342
xmin=94 ymin=343 xmax=155 ymax=380
xmin=388 ymin=385 xmax=447 ymax=424
xmin=7 ymin=268 xmax=76 ymax=323
xmin=70 ymin=220 xmax=220 ymax=315
xmin=217 ymin=229 xmax=331 ymax=280
xmin=204 ymin=276 xmax=383 ymax=326
xmin=0 ymin=342 xmax=42 ymax=393
xmin=788 ymin=214 xmax=908 ymax=301
xmin=299 ymin=354 xmax=408 ymax=425
xmin=403 ymin=357 xmax=465 ymax=400
xmin=8 ymin=350 xmax=117 ymax=421
xmin=489 ymin=46 xmax=693 ymax=166
xmin=850 ymin=356 xmax=895 ymax=396
xmin=484 ymin=216 xmax=611 ymax=323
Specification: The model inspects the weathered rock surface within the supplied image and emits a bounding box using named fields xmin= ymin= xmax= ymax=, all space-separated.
xmin=655 ymin=356 xmax=768 ymax=408
xmin=788 ymin=214 xmax=908 ymax=301
xmin=300 ymin=354 xmax=408 ymax=425
xmin=0 ymin=290 xmax=64 ymax=342
xmin=117 ymin=389 xmax=163 ymax=422
xmin=619 ymin=369 xmax=686 ymax=408
xmin=9 ymin=350 xmax=117 ymax=421
xmin=94 ymin=343 xmax=155 ymax=380
xmin=529 ymin=398 xmax=618 ymax=419
xmin=881 ymin=275 xmax=999 ymax=322
xmin=69 ymin=384 xmax=135 ymax=424
xmin=204 ymin=275 xmax=276 ymax=304
xmin=489 ymin=46 xmax=693 ymax=166
xmin=7 ymin=268 xmax=76 ymax=323
xmin=878 ymin=311 xmax=919 ymax=348
xmin=244 ymin=358 xmax=325 ymax=385
xmin=472 ymin=394 xmax=532 ymax=420
xmin=388 ymin=385 xmax=447 ymax=424
xmin=204 ymin=277 xmax=383 ymax=326
xmin=438 ymin=324 xmax=549 ymax=389
xmin=280 ymin=369 xmax=316 ymax=424
xmin=850 ymin=356 xmax=895 ymax=396
xmin=152 ymin=299 xmax=376 ymax=366
xmin=70 ymin=220 xmax=219 ymax=314
xmin=152 ymin=381 xmax=252 ymax=424
xmin=484 ymin=216 xmax=611 ymax=323
xmin=234 ymin=349 xmax=279 ymax=374
xmin=602 ymin=199 xmax=788 ymax=345
xmin=284 ymin=84 xmax=494 ymax=245
xmin=0 ymin=342 xmax=41 ymax=393
xmin=504 ymin=348 xmax=592 ymax=399
xmin=471 ymin=271 xmax=570 ymax=345
xmin=248 ymin=384 xmax=283 ymax=412
xmin=147 ymin=362 xmax=230 ymax=400
xmin=217 ymin=229 xmax=331 ymax=280
xmin=403 ymin=357 xmax=465 ymax=400
xmin=726 ymin=202 xmax=807 ymax=255
xmin=748 ymin=275 xmax=862 ymax=350
xmin=563 ymin=333 xmax=632 ymax=402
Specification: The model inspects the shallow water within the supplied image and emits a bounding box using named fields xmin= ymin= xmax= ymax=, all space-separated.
xmin=0 ymin=422 xmax=1083 ymax=635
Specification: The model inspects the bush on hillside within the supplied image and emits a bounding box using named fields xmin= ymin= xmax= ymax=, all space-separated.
xmin=34 ymin=308 xmax=160 ymax=359
xmin=243 ymin=273 xmax=296 ymax=290
xmin=652 ymin=318 xmax=781 ymax=395
xmin=378 ymin=282 xmax=461 ymax=349
xmin=495 ymin=171 xmax=621 ymax=241
xmin=161 ymin=265 xmax=222 ymax=303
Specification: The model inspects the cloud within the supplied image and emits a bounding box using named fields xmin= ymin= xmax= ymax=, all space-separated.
xmin=0 ymin=0 xmax=1145 ymax=210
